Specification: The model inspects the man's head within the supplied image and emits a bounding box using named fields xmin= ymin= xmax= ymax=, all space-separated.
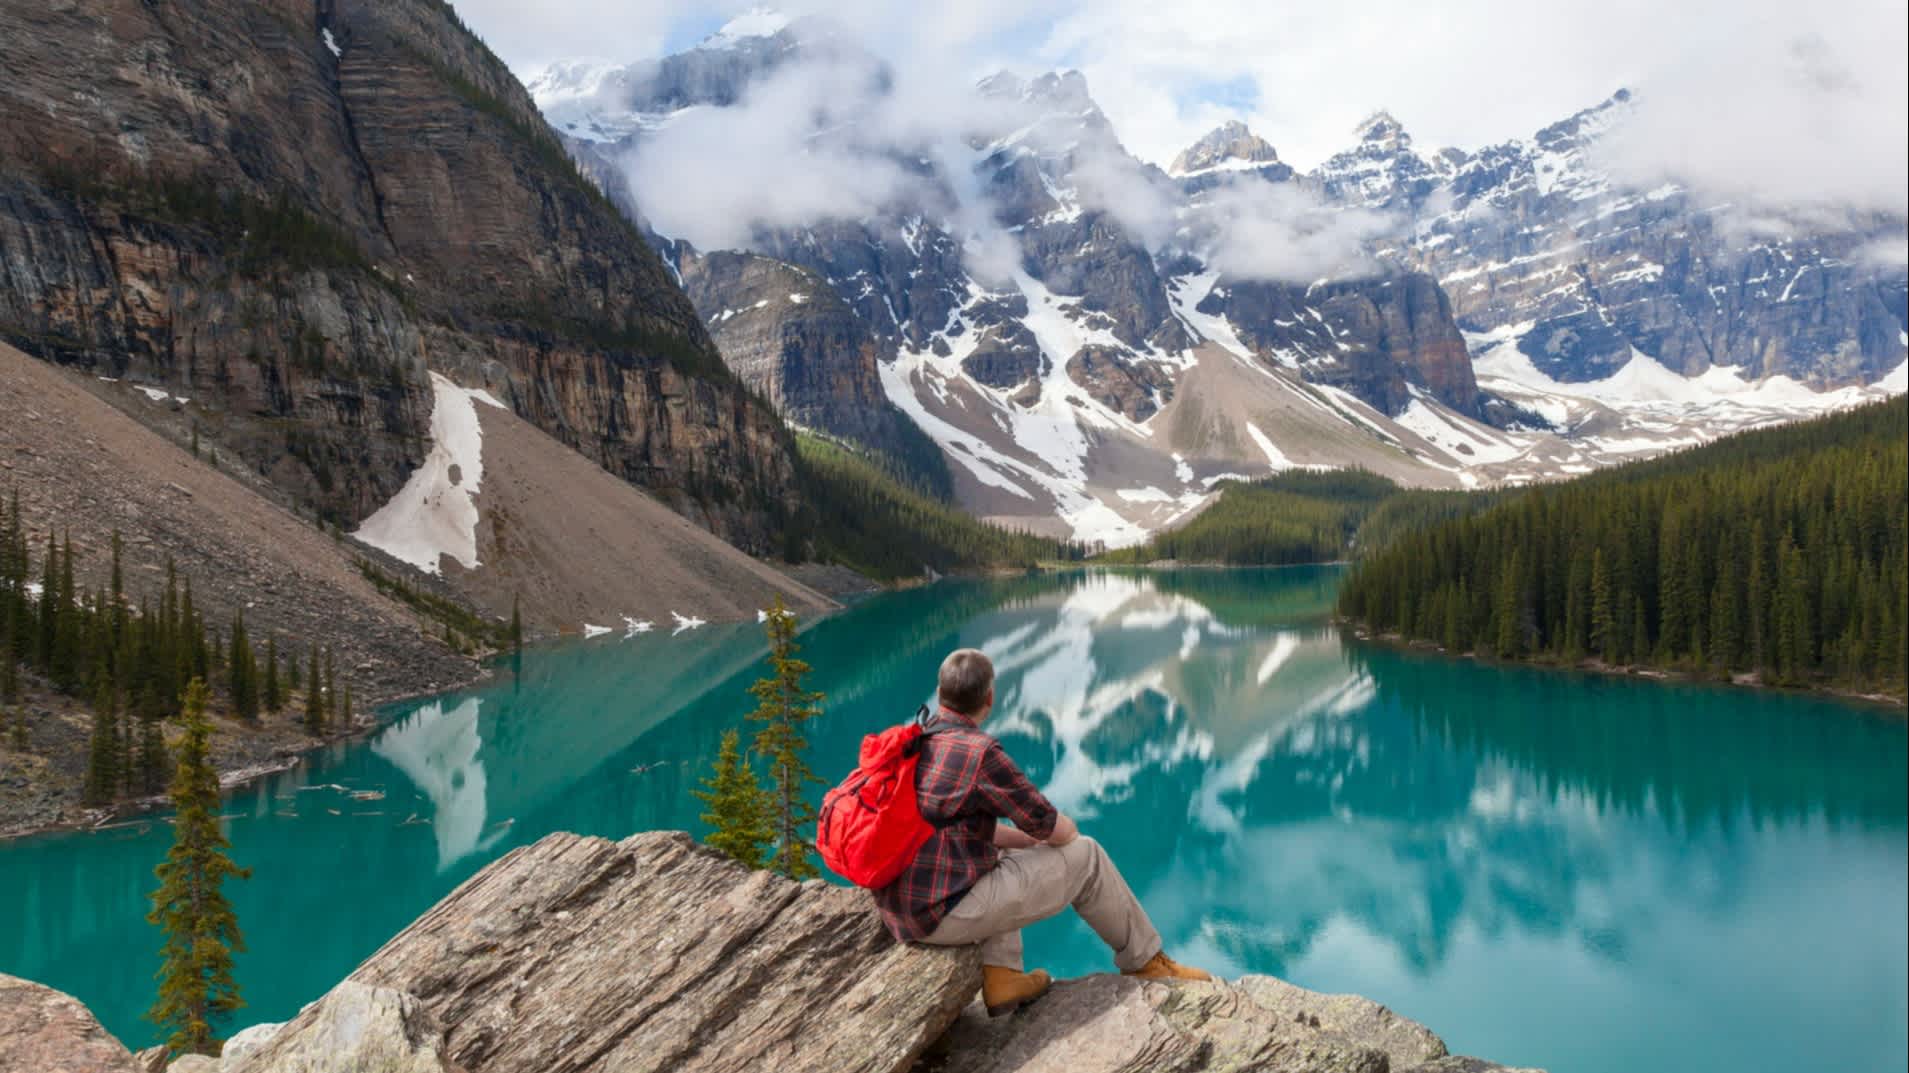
xmin=938 ymin=648 xmax=995 ymax=720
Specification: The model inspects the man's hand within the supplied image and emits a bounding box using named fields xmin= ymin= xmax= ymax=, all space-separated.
xmin=993 ymin=826 xmax=1039 ymax=850
xmin=1045 ymin=812 xmax=1079 ymax=847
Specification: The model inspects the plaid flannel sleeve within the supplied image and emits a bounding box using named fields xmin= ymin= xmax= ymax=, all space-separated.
xmin=971 ymin=740 xmax=1058 ymax=840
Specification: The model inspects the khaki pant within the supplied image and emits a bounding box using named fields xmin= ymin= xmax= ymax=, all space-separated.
xmin=919 ymin=836 xmax=1162 ymax=973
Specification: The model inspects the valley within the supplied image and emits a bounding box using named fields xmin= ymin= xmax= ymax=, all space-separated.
xmin=0 ymin=3 xmax=1904 ymax=1073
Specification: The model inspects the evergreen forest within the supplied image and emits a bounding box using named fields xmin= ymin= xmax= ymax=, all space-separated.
xmin=1337 ymin=398 xmax=1908 ymax=696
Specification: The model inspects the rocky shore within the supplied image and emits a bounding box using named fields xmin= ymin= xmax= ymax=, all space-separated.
xmin=1 ymin=830 xmax=1543 ymax=1073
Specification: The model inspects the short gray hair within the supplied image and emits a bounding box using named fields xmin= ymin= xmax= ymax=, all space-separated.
xmin=938 ymin=649 xmax=995 ymax=715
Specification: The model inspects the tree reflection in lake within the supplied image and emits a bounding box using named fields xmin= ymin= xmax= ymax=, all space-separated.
xmin=2 ymin=568 xmax=1901 ymax=1073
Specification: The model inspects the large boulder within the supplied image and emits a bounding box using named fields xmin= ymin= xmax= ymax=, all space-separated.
xmin=223 ymin=982 xmax=449 ymax=1073
xmin=216 ymin=1022 xmax=286 ymax=1070
xmin=0 ymin=972 xmax=142 ymax=1073
xmin=915 ymin=974 xmax=1540 ymax=1073
xmin=6 ymin=828 xmax=1542 ymax=1073
xmin=344 ymin=830 xmax=983 ymax=1073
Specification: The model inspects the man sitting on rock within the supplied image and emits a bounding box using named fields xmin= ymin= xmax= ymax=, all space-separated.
xmin=875 ymin=648 xmax=1211 ymax=1016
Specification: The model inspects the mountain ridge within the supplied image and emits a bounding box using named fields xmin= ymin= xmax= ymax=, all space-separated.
xmin=530 ymin=24 xmax=1903 ymax=546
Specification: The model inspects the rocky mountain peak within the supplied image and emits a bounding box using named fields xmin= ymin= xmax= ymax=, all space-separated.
xmin=700 ymin=7 xmax=795 ymax=49
xmin=1531 ymin=88 xmax=1632 ymax=150
xmin=1354 ymin=109 xmax=1409 ymax=147
xmin=1170 ymin=120 xmax=1282 ymax=176
xmin=982 ymin=68 xmax=1100 ymax=114
xmin=524 ymin=60 xmax=620 ymax=105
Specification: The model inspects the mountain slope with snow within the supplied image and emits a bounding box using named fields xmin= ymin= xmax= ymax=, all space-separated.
xmin=533 ymin=17 xmax=1906 ymax=548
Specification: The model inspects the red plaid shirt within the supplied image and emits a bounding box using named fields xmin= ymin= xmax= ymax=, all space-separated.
xmin=873 ymin=707 xmax=1058 ymax=942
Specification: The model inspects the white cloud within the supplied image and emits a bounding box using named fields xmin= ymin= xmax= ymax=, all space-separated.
xmin=620 ymin=58 xmax=919 ymax=249
xmin=1040 ymin=0 xmax=1906 ymax=218
xmin=1596 ymin=25 xmax=1908 ymax=217
xmin=1193 ymin=182 xmax=1395 ymax=283
xmin=1069 ymin=146 xmax=1180 ymax=249
xmin=460 ymin=0 xmax=1907 ymax=229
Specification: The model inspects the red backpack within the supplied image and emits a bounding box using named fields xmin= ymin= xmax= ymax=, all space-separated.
xmin=818 ymin=707 xmax=950 ymax=889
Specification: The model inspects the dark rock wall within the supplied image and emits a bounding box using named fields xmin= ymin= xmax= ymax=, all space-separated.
xmin=0 ymin=0 xmax=798 ymax=551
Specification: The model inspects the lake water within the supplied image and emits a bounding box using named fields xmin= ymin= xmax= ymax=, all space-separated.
xmin=2 ymin=567 xmax=1904 ymax=1073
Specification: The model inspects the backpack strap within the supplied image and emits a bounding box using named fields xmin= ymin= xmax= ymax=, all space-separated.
xmin=906 ymin=704 xmax=951 ymax=756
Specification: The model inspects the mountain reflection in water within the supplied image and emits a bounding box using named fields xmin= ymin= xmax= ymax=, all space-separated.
xmin=2 ymin=568 xmax=1902 ymax=1073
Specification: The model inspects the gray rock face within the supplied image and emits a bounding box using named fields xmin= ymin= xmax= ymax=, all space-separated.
xmin=0 ymin=972 xmax=141 ymax=1073
xmin=1170 ymin=121 xmax=1296 ymax=197
xmin=223 ymin=983 xmax=450 ymax=1073
xmin=1324 ymin=93 xmax=1907 ymax=388
xmin=1067 ymin=346 xmax=1175 ymax=422
xmin=1170 ymin=121 xmax=1284 ymax=178
xmin=1208 ymin=274 xmax=1481 ymax=417
xmin=216 ymin=1022 xmax=287 ymax=1070
xmin=677 ymin=249 xmax=936 ymax=474
xmin=916 ymin=974 xmax=1535 ymax=1073
xmin=1233 ymin=976 xmax=1446 ymax=1068
xmin=345 ymin=831 xmax=982 ymax=1073
xmin=0 ymin=0 xmax=798 ymax=552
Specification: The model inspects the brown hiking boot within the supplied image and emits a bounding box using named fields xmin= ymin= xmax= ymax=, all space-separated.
xmin=1124 ymin=952 xmax=1213 ymax=982
xmin=982 ymin=965 xmax=1052 ymax=1017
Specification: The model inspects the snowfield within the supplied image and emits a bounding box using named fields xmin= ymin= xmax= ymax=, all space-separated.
xmin=352 ymin=374 xmax=503 ymax=575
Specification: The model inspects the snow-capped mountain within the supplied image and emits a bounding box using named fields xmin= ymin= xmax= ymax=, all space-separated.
xmin=528 ymin=13 xmax=1907 ymax=548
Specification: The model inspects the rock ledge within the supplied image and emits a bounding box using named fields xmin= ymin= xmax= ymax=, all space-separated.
xmin=3 ymin=832 xmax=1542 ymax=1073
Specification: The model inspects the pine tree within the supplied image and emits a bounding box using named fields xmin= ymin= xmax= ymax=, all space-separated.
xmin=323 ymin=651 xmax=336 ymax=731
xmin=693 ymin=728 xmax=773 ymax=869
xmin=338 ymin=683 xmax=352 ymax=732
xmin=38 ymin=533 xmax=57 ymax=670
xmin=138 ymin=716 xmax=169 ymax=794
xmin=262 ymin=637 xmax=282 ymax=713
xmin=1589 ymin=548 xmax=1615 ymax=662
xmin=1711 ymin=551 xmax=1743 ymax=674
xmin=1747 ymin=521 xmax=1771 ymax=675
xmin=228 ymin=613 xmax=258 ymax=721
xmin=747 ymin=597 xmax=824 ymax=880
xmin=303 ymin=651 xmax=325 ymax=735
xmin=84 ymin=677 xmax=121 ymax=805
xmin=1 ymin=628 xmax=17 ymax=705
xmin=147 ymin=679 xmax=248 ymax=1058
xmin=509 ymin=595 xmax=523 ymax=652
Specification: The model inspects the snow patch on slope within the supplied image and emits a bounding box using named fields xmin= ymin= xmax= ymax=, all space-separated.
xmin=1167 ymin=271 xmax=1254 ymax=362
xmin=1243 ymin=422 xmax=1295 ymax=471
xmin=1474 ymin=328 xmax=1895 ymax=414
xmin=353 ymin=373 xmax=492 ymax=575
xmin=703 ymin=8 xmax=792 ymax=48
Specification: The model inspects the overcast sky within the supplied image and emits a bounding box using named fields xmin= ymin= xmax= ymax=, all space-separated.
xmin=451 ymin=0 xmax=1907 ymax=202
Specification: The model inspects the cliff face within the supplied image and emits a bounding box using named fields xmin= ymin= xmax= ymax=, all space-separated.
xmin=1210 ymin=273 xmax=1482 ymax=417
xmin=0 ymin=0 xmax=796 ymax=551
xmin=676 ymin=249 xmax=941 ymax=478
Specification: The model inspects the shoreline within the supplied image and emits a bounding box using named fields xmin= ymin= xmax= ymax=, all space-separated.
xmin=0 ymin=664 xmax=496 ymax=845
xmin=1343 ymin=624 xmax=1908 ymax=712
xmin=1071 ymin=558 xmax=1350 ymax=571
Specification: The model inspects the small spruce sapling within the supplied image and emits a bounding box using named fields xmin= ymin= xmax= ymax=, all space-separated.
xmin=693 ymin=728 xmax=773 ymax=869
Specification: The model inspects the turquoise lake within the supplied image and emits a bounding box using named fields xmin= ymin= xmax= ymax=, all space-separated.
xmin=2 ymin=567 xmax=1904 ymax=1072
